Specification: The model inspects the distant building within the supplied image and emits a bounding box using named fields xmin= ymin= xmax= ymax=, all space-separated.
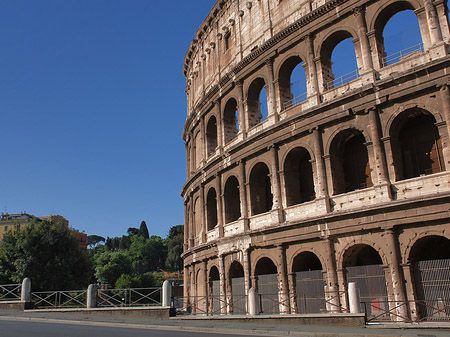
xmin=0 ymin=212 xmax=88 ymax=250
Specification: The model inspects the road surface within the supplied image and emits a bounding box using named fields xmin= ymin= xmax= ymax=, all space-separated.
xmin=0 ymin=319 xmax=276 ymax=337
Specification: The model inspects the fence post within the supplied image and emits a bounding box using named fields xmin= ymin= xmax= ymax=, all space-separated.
xmin=21 ymin=278 xmax=31 ymax=302
xmin=348 ymin=282 xmax=362 ymax=314
xmin=162 ymin=280 xmax=172 ymax=307
xmin=87 ymin=284 xmax=97 ymax=309
xmin=248 ymin=287 xmax=259 ymax=316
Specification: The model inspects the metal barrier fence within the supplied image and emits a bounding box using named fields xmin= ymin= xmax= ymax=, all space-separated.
xmin=282 ymin=91 xmax=308 ymax=111
xmin=324 ymin=69 xmax=360 ymax=91
xmin=363 ymin=299 xmax=450 ymax=323
xmin=31 ymin=290 xmax=87 ymax=308
xmin=0 ymin=284 xmax=21 ymax=301
xmin=382 ymin=43 xmax=424 ymax=67
xmin=96 ymin=287 xmax=161 ymax=308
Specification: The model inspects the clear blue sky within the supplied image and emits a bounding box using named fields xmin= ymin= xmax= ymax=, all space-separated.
xmin=0 ymin=0 xmax=215 ymax=239
xmin=0 ymin=1 xmax=426 ymax=239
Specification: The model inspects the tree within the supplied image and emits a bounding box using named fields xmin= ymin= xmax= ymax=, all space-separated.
xmin=139 ymin=221 xmax=149 ymax=239
xmin=93 ymin=250 xmax=132 ymax=286
xmin=0 ymin=220 xmax=92 ymax=291
xmin=87 ymin=235 xmax=105 ymax=248
xmin=166 ymin=225 xmax=184 ymax=271
xmin=127 ymin=227 xmax=140 ymax=236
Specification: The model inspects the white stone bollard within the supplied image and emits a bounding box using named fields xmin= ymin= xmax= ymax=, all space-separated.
xmin=162 ymin=280 xmax=172 ymax=307
xmin=21 ymin=278 xmax=31 ymax=302
xmin=248 ymin=287 xmax=259 ymax=316
xmin=87 ymin=284 xmax=97 ymax=309
xmin=348 ymin=282 xmax=362 ymax=314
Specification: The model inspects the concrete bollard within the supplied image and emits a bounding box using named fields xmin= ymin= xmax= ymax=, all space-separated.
xmin=162 ymin=280 xmax=172 ymax=307
xmin=87 ymin=284 xmax=97 ymax=309
xmin=248 ymin=287 xmax=259 ymax=316
xmin=348 ymin=282 xmax=362 ymax=314
xmin=21 ymin=278 xmax=31 ymax=302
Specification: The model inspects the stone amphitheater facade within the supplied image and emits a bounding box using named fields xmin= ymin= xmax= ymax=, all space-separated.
xmin=181 ymin=0 xmax=450 ymax=321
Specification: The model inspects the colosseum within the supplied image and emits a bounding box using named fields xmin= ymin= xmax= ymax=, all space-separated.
xmin=181 ymin=0 xmax=450 ymax=322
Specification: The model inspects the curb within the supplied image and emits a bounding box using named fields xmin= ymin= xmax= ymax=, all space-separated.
xmin=0 ymin=315 xmax=404 ymax=337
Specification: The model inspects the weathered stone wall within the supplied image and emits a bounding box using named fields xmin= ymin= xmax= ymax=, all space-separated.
xmin=181 ymin=0 xmax=450 ymax=320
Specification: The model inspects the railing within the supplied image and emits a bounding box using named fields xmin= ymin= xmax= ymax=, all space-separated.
xmin=96 ymin=287 xmax=161 ymax=308
xmin=31 ymin=290 xmax=87 ymax=309
xmin=282 ymin=91 xmax=308 ymax=111
xmin=324 ymin=69 xmax=360 ymax=91
xmin=382 ymin=43 xmax=424 ymax=67
xmin=0 ymin=284 xmax=21 ymax=301
xmin=363 ymin=299 xmax=450 ymax=323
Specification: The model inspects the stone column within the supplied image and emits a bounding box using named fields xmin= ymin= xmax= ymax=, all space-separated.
xmin=402 ymin=263 xmax=419 ymax=321
xmin=189 ymin=195 xmax=195 ymax=247
xmin=435 ymin=0 xmax=450 ymax=42
xmin=238 ymin=160 xmax=249 ymax=230
xmin=368 ymin=108 xmax=389 ymax=184
xmin=21 ymin=278 xmax=31 ymax=303
xmin=288 ymin=272 xmax=298 ymax=314
xmin=270 ymin=145 xmax=284 ymax=222
xmin=218 ymin=254 xmax=227 ymax=314
xmin=386 ymin=229 xmax=409 ymax=321
xmin=236 ymin=80 xmax=247 ymax=138
xmin=200 ymin=184 xmax=206 ymax=243
xmin=276 ymin=245 xmax=290 ymax=313
xmin=185 ymin=143 xmax=190 ymax=179
xmin=305 ymin=35 xmax=320 ymax=104
xmin=312 ymin=128 xmax=330 ymax=212
xmin=184 ymin=199 xmax=189 ymax=251
xmin=353 ymin=6 xmax=373 ymax=72
xmin=162 ymin=280 xmax=172 ymax=307
xmin=200 ymin=116 xmax=206 ymax=167
xmin=324 ymin=237 xmax=341 ymax=312
xmin=243 ymin=248 xmax=251 ymax=313
xmin=216 ymin=174 xmax=224 ymax=237
xmin=265 ymin=58 xmax=278 ymax=121
xmin=424 ymin=0 xmax=443 ymax=45
xmin=203 ymin=260 xmax=209 ymax=314
xmin=215 ymin=99 xmax=224 ymax=152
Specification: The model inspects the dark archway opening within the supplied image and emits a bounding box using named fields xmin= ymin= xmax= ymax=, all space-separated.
xmin=229 ymin=261 xmax=245 ymax=314
xmin=292 ymin=252 xmax=325 ymax=313
xmin=206 ymin=188 xmax=218 ymax=231
xmin=223 ymin=99 xmax=239 ymax=144
xmin=206 ymin=116 xmax=218 ymax=156
xmin=255 ymin=257 xmax=279 ymax=314
xmin=224 ymin=176 xmax=241 ymax=223
xmin=284 ymin=148 xmax=315 ymax=206
xmin=209 ymin=266 xmax=221 ymax=315
xmin=250 ymin=163 xmax=273 ymax=215
xmin=410 ymin=236 xmax=450 ymax=321
xmin=247 ymin=78 xmax=267 ymax=128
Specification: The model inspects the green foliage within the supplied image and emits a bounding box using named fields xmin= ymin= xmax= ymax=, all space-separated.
xmin=139 ymin=221 xmax=149 ymax=239
xmin=93 ymin=250 xmax=132 ymax=286
xmin=166 ymin=226 xmax=184 ymax=271
xmin=0 ymin=221 xmax=93 ymax=291
xmin=87 ymin=235 xmax=105 ymax=248
xmin=90 ymin=223 xmax=183 ymax=287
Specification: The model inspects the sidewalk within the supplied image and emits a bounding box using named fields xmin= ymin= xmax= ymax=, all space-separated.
xmin=0 ymin=310 xmax=449 ymax=337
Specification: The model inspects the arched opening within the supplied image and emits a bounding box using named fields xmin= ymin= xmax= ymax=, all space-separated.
xmin=247 ymin=78 xmax=268 ymax=128
xmin=279 ymin=56 xmax=307 ymax=110
xmin=196 ymin=268 xmax=207 ymax=312
xmin=374 ymin=3 xmax=423 ymax=67
xmin=206 ymin=115 xmax=218 ymax=157
xmin=194 ymin=131 xmax=202 ymax=169
xmin=206 ymin=188 xmax=218 ymax=231
xmin=343 ymin=245 xmax=388 ymax=320
xmin=255 ymin=257 xmax=279 ymax=314
xmin=250 ymin=163 xmax=273 ymax=215
xmin=224 ymin=176 xmax=241 ymax=223
xmin=193 ymin=197 xmax=201 ymax=241
xmin=292 ymin=252 xmax=325 ymax=313
xmin=321 ymin=31 xmax=358 ymax=90
xmin=209 ymin=266 xmax=221 ymax=315
xmin=223 ymin=98 xmax=239 ymax=144
xmin=330 ymin=129 xmax=372 ymax=194
xmin=390 ymin=110 xmax=443 ymax=180
xmin=284 ymin=148 xmax=315 ymax=206
xmin=410 ymin=236 xmax=450 ymax=321
xmin=229 ymin=261 xmax=245 ymax=314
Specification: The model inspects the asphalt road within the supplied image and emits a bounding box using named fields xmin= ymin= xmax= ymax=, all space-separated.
xmin=0 ymin=319 xmax=275 ymax=337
